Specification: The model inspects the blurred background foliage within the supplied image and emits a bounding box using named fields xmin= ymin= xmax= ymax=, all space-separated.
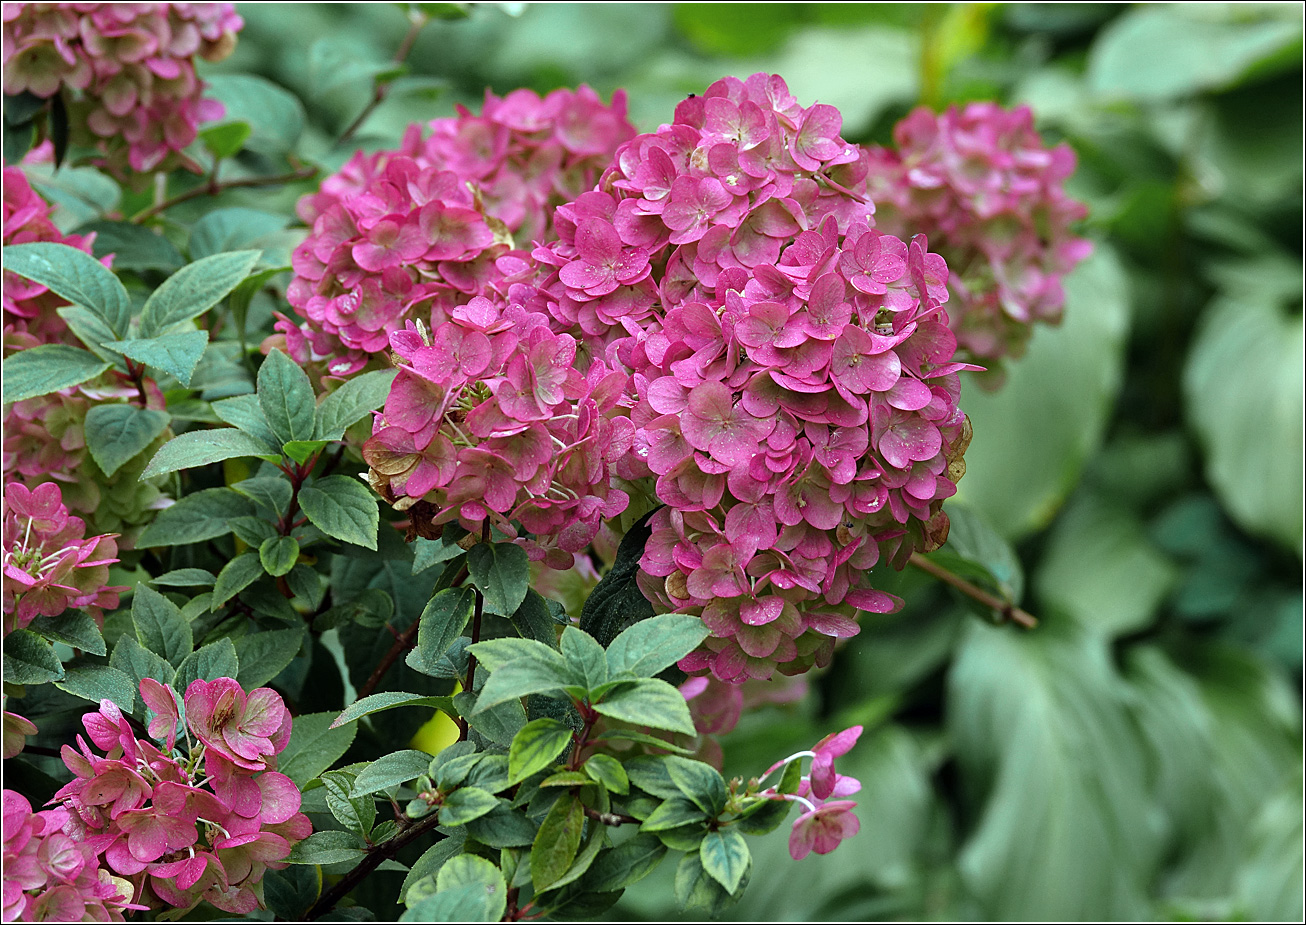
xmin=42 ymin=2 xmax=1301 ymax=920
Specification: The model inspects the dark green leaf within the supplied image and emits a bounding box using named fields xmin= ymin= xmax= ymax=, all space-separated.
xmin=235 ymin=628 xmax=304 ymax=688
xmin=142 ymin=428 xmax=280 ymax=479
xmin=315 ymin=369 xmax=398 ymax=440
xmin=700 ymin=828 xmax=749 ymax=893
xmin=29 ymin=611 xmax=105 ymax=656
xmin=579 ymin=509 xmax=657 ymax=647
xmin=463 ymin=805 xmax=536 ymax=848
xmin=583 ymin=833 xmax=666 ymax=892
xmin=151 ymin=569 xmax=216 ymax=588
xmin=110 ymin=635 xmax=174 ymax=692
xmin=322 ymin=770 xmax=377 ymax=837
xmin=211 ymin=552 xmax=264 ymax=610
xmin=83 ymin=405 xmax=171 ymax=478
xmin=732 ymin=798 xmax=791 ymax=836
xmin=286 ymin=830 xmax=367 ymax=866
xmin=532 ymin=794 xmax=584 ymax=891
xmin=640 ymin=796 xmax=709 ymax=833
xmin=467 ymin=542 xmax=530 ymax=617
xmin=511 ymin=589 xmax=560 ymax=646
xmin=279 ymin=712 xmax=358 ymax=788
xmin=137 ymin=488 xmax=254 ymax=546
xmin=675 ymin=850 xmax=746 ymax=914
xmin=399 ymin=834 xmax=466 ymax=903
xmin=2 ymin=240 xmax=130 ymax=334
xmin=473 ymin=657 xmax=572 ymax=713
xmin=108 ymin=330 xmax=209 ymax=386
xmin=56 ymin=664 xmax=137 ymax=711
xmin=298 ymin=475 xmax=379 ymax=550
xmin=3 ymin=630 xmax=65 ymax=685
xmin=665 ymin=757 xmax=727 ymax=816
xmin=606 ymin=613 xmax=709 ymax=679
xmin=231 ymin=475 xmax=293 ymax=517
xmin=332 ymin=692 xmax=456 ymax=728
xmin=133 ymin=583 xmax=193 ymax=666
xmin=205 ymin=75 xmax=306 ymax=155
xmin=508 ymin=718 xmax=574 ymax=785
xmin=263 ymin=865 xmax=320 ymax=921
xmin=412 ymin=532 xmax=465 ymax=575
xmin=595 ymin=678 xmax=696 ymax=736
xmin=211 ymin=396 xmax=280 ymax=454
xmin=1 ymin=344 xmax=111 ymax=403
xmin=411 ymin=588 xmax=475 ymax=675
xmin=188 ymin=208 xmax=291 ymax=260
xmin=175 ymin=638 xmax=239 ymax=691
xmin=258 ymin=349 xmax=317 ymax=444
xmin=77 ymin=220 xmax=184 ymax=272
xmin=352 ymin=750 xmax=433 ymax=796
xmin=561 ymin=625 xmax=608 ymax=692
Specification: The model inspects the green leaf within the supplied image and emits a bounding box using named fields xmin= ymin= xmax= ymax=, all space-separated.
xmin=675 ymin=850 xmax=745 ymax=915
xmin=930 ymin=503 xmax=1025 ymax=605
xmin=279 ymin=712 xmax=358 ymax=788
xmin=510 ymin=589 xmax=560 ymax=646
xmin=464 ymin=806 xmax=536 ymax=848
xmin=700 ymin=828 xmax=750 ymax=894
xmin=1 ymin=344 xmax=111 ymax=403
xmin=954 ymin=247 xmax=1130 ymax=539
xmin=110 ymin=635 xmax=174 ymax=692
xmin=560 ymin=626 xmax=607 ymax=691
xmin=352 ymin=750 xmax=433 ymax=796
xmin=541 ymin=821 xmax=606 ymax=894
xmin=108 ymin=330 xmax=209 ymax=386
xmin=412 ymin=531 xmax=466 ymax=576
xmin=26 ymin=166 xmax=120 ymax=228
xmin=205 ymin=75 xmax=305 ymax=156
xmin=259 ymin=535 xmax=300 ymax=577
xmin=263 ymin=866 xmax=321 ymax=922
xmin=175 ymin=638 xmax=240 ymax=691
xmin=56 ymin=304 xmax=122 ymax=364
xmin=142 ymin=428 xmax=281 ymax=479
xmin=211 ymin=552 xmax=264 ymax=610
xmin=1088 ymin=5 xmax=1303 ymax=102
xmin=2 ymin=240 xmax=131 ymax=335
xmin=321 ymin=770 xmax=377 ymax=837
xmin=258 ymin=349 xmax=317 ymax=444
xmin=579 ymin=509 xmax=656 ymax=647
xmin=462 ymin=693 xmax=527 ymax=747
xmin=83 ymin=405 xmax=171 ymax=478
xmin=532 ymin=794 xmax=584 ymax=891
xmin=56 ymin=664 xmax=137 ymax=710
xmin=432 ymin=854 xmax=506 ymax=922
xmin=28 ymin=611 xmax=105 ymax=656
xmin=77 ymin=220 xmax=184 ymax=272
xmin=314 ymin=369 xmax=398 ymax=440
xmin=467 ymin=637 xmax=565 ymax=673
xmin=199 ymin=121 xmax=252 ymax=160
xmin=949 ymin=620 xmax=1159 ymax=919
xmin=283 ymin=440 xmax=327 ymax=465
xmin=136 ymin=488 xmax=254 ymax=546
xmin=467 ymin=542 xmax=530 ymax=617
xmin=235 ymin=628 xmax=305 ymax=688
xmin=731 ymin=798 xmax=791 ymax=837
xmin=606 ymin=613 xmax=709 ymax=679
xmin=333 ymin=692 xmax=456 ymax=728
xmin=298 ymin=475 xmax=379 ymax=549
xmin=583 ymin=833 xmax=666 ymax=892
xmin=508 ymin=718 xmax=574 ymax=785
xmin=286 ymin=830 xmax=367 ymax=866
xmin=472 ymin=656 xmax=572 ymax=713
xmin=1184 ymin=269 xmax=1304 ymax=556
xmin=189 ymin=208 xmax=292 ymax=260
xmin=640 ymin=796 xmax=709 ymax=833
xmin=138 ymin=250 xmax=259 ymax=338
xmin=594 ymin=678 xmax=696 ymax=736
xmin=438 ymin=787 xmax=500 ymax=826
xmin=583 ymin=754 xmax=629 ymax=795
xmin=400 ymin=834 xmax=466 ymax=903
xmin=3 ymin=630 xmax=65 ymax=685
xmin=212 ymin=395 xmax=280 ymax=452
xmin=666 ymin=757 xmax=728 ymax=816
xmin=231 ymin=475 xmax=292 ymax=517
xmin=133 ymin=583 xmax=192 ymax=666
xmin=410 ymin=588 xmax=475 ymax=675
xmin=152 ymin=569 xmax=217 ymax=588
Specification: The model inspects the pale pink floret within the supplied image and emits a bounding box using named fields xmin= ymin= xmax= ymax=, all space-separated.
xmin=788 ymin=800 xmax=860 ymax=859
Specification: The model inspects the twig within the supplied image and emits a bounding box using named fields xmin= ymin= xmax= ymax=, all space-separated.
xmin=129 ymin=159 xmax=318 ymax=223
xmin=908 ymin=552 xmax=1038 ymax=629
xmin=337 ymin=13 xmax=428 ymax=145
xmin=582 ymin=805 xmax=638 ymax=827
xmin=357 ymin=618 xmax=420 ymax=700
xmin=304 ymin=812 xmax=444 ymax=920
xmin=457 ymin=520 xmax=491 ymax=741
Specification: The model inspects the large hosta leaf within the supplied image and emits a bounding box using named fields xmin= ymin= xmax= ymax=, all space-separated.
xmin=948 ymin=619 xmax=1162 ymax=920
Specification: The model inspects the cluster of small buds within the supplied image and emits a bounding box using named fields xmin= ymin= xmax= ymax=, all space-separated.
xmin=865 ymin=102 xmax=1092 ymax=377
xmin=362 ymin=298 xmax=633 ymax=568
xmin=276 ymin=85 xmax=635 ymax=379
xmin=50 ymin=678 xmax=310 ymax=915
xmin=1 ymin=2 xmax=243 ymax=174
xmin=751 ymin=725 xmax=863 ymax=860
xmin=511 ymin=74 xmax=973 ymax=681
xmin=3 ymin=789 xmax=143 ymax=923
xmin=2 ymin=481 xmax=122 ymax=633
xmin=2 ymin=165 xmax=100 ymax=349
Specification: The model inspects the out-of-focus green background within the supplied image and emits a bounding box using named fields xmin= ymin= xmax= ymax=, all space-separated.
xmin=210 ymin=4 xmax=1302 ymax=920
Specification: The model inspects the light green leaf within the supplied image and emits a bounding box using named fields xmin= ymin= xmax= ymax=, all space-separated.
xmin=199 ymin=121 xmax=251 ymax=161
xmin=205 ymin=75 xmax=305 ymax=156
xmin=352 ymin=750 xmax=433 ymax=796
xmin=2 ymin=240 xmax=131 ymax=334
xmin=594 ymin=678 xmax=696 ymax=736
xmin=472 ymin=656 xmax=571 ymax=713
xmin=332 ymin=692 xmax=457 ymax=728
xmin=583 ymin=754 xmax=629 ymax=795
xmin=259 ymin=535 xmax=300 ymax=577
xmin=321 ymin=770 xmax=377 ymax=838
xmin=258 ymin=349 xmax=317 ymax=444
xmin=231 ymin=475 xmax=292 ymax=517
xmin=438 ymin=787 xmax=500 ymax=826
xmin=189 ymin=208 xmax=291 ymax=260
xmin=286 ymin=830 xmax=367 ymax=866
xmin=560 ymin=626 xmax=607 ymax=691
xmin=139 ymin=250 xmax=260 ymax=337
xmin=315 ymin=369 xmax=398 ymax=440
xmin=110 ymin=635 xmax=174 ymax=692
xmin=700 ymin=828 xmax=750 ymax=894
xmin=212 ymin=395 xmax=281 ymax=452
xmin=107 ymin=331 xmax=209 ymax=386
xmin=532 ymin=794 xmax=584 ymax=891
xmin=433 ymin=854 xmax=506 ymax=922
xmin=508 ymin=718 xmax=574 ymax=785
xmin=606 ymin=613 xmax=709 ymax=679
xmin=83 ymin=404 xmax=171 ymax=478
xmin=78 ymin=220 xmax=185 ymax=272
xmin=142 ymin=428 xmax=281 ymax=479
xmin=298 ymin=475 xmax=379 ymax=549
xmin=411 ymin=588 xmax=475 ymax=675
xmin=1 ymin=344 xmax=110 ymax=403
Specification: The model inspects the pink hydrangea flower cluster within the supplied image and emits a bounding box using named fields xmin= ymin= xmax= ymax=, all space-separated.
xmin=1 ymin=2 xmax=243 ymax=174
xmin=3 ymin=789 xmax=143 ymax=923
xmin=2 ymin=165 xmax=99 ymax=349
xmin=517 ymin=74 xmax=972 ymax=681
xmin=2 ymin=481 xmax=122 ymax=633
xmin=362 ymin=297 xmax=633 ymax=569
xmin=49 ymin=678 xmax=310 ymax=915
xmin=277 ymin=85 xmax=635 ymax=378
xmin=865 ymin=102 xmax=1092 ymax=375
xmin=755 ymin=724 xmax=862 ymax=860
